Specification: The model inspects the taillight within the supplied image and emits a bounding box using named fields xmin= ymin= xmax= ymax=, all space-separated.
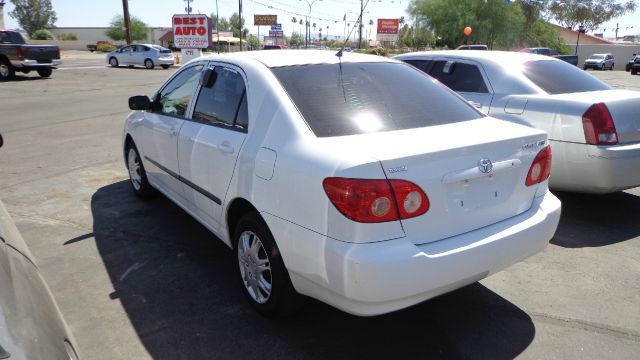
xmin=323 ymin=178 xmax=429 ymax=223
xmin=17 ymin=47 xmax=25 ymax=59
xmin=525 ymin=145 xmax=552 ymax=186
xmin=582 ymin=103 xmax=618 ymax=145
xmin=56 ymin=47 xmax=60 ymax=59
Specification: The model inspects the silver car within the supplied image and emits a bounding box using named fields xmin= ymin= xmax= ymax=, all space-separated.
xmin=395 ymin=51 xmax=640 ymax=194
xmin=107 ymin=44 xmax=175 ymax=70
xmin=583 ymin=53 xmax=615 ymax=71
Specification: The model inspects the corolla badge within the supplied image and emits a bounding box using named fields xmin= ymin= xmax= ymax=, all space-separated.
xmin=478 ymin=158 xmax=493 ymax=173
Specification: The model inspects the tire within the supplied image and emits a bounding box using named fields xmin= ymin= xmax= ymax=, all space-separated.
xmin=144 ymin=59 xmax=154 ymax=69
xmin=161 ymin=64 xmax=170 ymax=69
xmin=37 ymin=68 xmax=52 ymax=78
xmin=234 ymin=213 xmax=302 ymax=317
xmin=610 ymin=63 xmax=614 ymax=70
xmin=583 ymin=66 xmax=588 ymax=71
xmin=632 ymin=68 xmax=638 ymax=75
xmin=601 ymin=64 xmax=605 ymax=71
xmin=125 ymin=141 xmax=156 ymax=199
xmin=0 ymin=58 xmax=15 ymax=81
xmin=109 ymin=57 xmax=119 ymax=67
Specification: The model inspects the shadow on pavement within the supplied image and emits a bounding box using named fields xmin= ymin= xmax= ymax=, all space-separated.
xmin=90 ymin=180 xmax=535 ymax=359
xmin=552 ymin=190 xmax=640 ymax=248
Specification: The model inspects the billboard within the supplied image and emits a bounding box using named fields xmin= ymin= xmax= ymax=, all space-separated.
xmin=269 ymin=30 xmax=284 ymax=37
xmin=377 ymin=18 xmax=399 ymax=42
xmin=172 ymin=14 xmax=212 ymax=48
xmin=254 ymin=14 xmax=277 ymax=26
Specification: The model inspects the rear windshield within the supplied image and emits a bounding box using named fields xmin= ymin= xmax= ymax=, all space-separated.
xmin=521 ymin=60 xmax=611 ymax=95
xmin=271 ymin=62 xmax=483 ymax=137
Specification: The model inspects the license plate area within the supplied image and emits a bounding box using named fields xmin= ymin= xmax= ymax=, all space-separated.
xmin=445 ymin=171 xmax=518 ymax=213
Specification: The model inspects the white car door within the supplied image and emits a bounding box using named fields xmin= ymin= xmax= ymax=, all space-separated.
xmin=118 ymin=45 xmax=134 ymax=65
xmin=140 ymin=63 xmax=205 ymax=201
xmin=428 ymin=59 xmax=494 ymax=113
xmin=177 ymin=63 xmax=248 ymax=232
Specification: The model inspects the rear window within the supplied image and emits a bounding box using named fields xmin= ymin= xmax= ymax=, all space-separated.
xmin=271 ymin=62 xmax=483 ymax=137
xmin=522 ymin=60 xmax=611 ymax=95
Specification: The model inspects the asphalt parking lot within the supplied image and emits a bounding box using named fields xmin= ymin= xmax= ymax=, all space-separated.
xmin=1 ymin=52 xmax=639 ymax=359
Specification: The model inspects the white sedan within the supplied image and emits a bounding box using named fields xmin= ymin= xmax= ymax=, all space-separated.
xmin=122 ymin=50 xmax=560 ymax=316
xmin=395 ymin=51 xmax=640 ymax=194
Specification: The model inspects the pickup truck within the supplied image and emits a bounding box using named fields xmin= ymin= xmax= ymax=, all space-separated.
xmin=631 ymin=55 xmax=640 ymax=75
xmin=520 ymin=47 xmax=579 ymax=66
xmin=0 ymin=30 xmax=61 ymax=80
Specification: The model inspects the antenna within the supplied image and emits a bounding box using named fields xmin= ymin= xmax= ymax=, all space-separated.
xmin=336 ymin=0 xmax=370 ymax=57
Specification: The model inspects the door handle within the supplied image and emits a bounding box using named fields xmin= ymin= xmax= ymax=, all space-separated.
xmin=218 ymin=142 xmax=235 ymax=154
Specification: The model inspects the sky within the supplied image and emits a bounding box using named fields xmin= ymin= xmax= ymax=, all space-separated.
xmin=2 ymin=0 xmax=639 ymax=40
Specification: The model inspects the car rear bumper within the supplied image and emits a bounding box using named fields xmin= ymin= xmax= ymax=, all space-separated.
xmin=156 ymin=58 xmax=175 ymax=66
xmin=583 ymin=63 xmax=604 ymax=69
xmin=265 ymin=191 xmax=560 ymax=316
xmin=10 ymin=59 xmax=62 ymax=69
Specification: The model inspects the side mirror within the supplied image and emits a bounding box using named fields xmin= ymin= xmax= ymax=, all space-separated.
xmin=0 ymin=133 xmax=3 ymax=148
xmin=201 ymin=67 xmax=217 ymax=88
xmin=129 ymin=95 xmax=152 ymax=111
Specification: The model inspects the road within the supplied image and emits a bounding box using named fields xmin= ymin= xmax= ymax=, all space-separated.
xmin=1 ymin=53 xmax=639 ymax=359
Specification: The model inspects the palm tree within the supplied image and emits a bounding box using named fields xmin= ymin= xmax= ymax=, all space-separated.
xmin=299 ymin=19 xmax=303 ymax=36
xmin=313 ymin=23 xmax=317 ymax=41
xmin=368 ymin=19 xmax=374 ymax=40
xmin=291 ymin=17 xmax=297 ymax=38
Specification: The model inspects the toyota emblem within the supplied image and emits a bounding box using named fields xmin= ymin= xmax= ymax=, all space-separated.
xmin=478 ymin=158 xmax=493 ymax=173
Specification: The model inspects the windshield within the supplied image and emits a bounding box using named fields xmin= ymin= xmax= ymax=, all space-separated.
xmin=590 ymin=54 xmax=605 ymax=59
xmin=521 ymin=60 xmax=611 ymax=95
xmin=271 ymin=62 xmax=483 ymax=137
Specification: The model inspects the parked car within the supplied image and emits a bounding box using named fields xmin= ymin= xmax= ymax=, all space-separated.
xmin=631 ymin=55 xmax=640 ymax=75
xmin=263 ymin=44 xmax=288 ymax=50
xmin=122 ymin=50 xmax=561 ymax=317
xmin=0 ymin=134 xmax=80 ymax=359
xmin=0 ymin=30 xmax=61 ymax=80
xmin=107 ymin=44 xmax=174 ymax=69
xmin=583 ymin=53 xmax=615 ymax=70
xmin=455 ymin=44 xmax=488 ymax=50
xmin=519 ymin=47 xmax=578 ymax=66
xmin=625 ymin=53 xmax=636 ymax=72
xmin=395 ymin=51 xmax=640 ymax=194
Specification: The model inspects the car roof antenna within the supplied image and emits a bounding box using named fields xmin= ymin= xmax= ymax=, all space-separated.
xmin=336 ymin=0 xmax=371 ymax=58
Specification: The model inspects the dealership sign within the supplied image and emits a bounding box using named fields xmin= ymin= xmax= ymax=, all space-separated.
xmin=254 ymin=14 xmax=277 ymax=26
xmin=377 ymin=18 xmax=399 ymax=42
xmin=172 ymin=14 xmax=212 ymax=48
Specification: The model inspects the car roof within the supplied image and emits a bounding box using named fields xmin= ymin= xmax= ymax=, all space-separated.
xmin=590 ymin=53 xmax=610 ymax=56
xmin=198 ymin=49 xmax=394 ymax=68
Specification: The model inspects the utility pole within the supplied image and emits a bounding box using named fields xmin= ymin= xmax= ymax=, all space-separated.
xmin=358 ymin=0 xmax=363 ymax=49
xmin=239 ymin=0 xmax=243 ymax=51
xmin=122 ymin=0 xmax=132 ymax=44
xmin=615 ymin=22 xmax=619 ymax=40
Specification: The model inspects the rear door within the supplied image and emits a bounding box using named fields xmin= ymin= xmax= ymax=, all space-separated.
xmin=428 ymin=59 xmax=494 ymax=113
xmin=177 ymin=63 xmax=248 ymax=230
xmin=141 ymin=63 xmax=205 ymax=200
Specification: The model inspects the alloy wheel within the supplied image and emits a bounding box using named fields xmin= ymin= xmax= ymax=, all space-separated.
xmin=127 ymin=148 xmax=142 ymax=191
xmin=238 ymin=230 xmax=272 ymax=304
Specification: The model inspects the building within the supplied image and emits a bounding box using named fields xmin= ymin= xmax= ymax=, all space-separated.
xmin=550 ymin=23 xmax=614 ymax=45
xmin=48 ymin=27 xmax=172 ymax=45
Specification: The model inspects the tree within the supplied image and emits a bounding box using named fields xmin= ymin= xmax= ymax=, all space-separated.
xmin=229 ymin=13 xmax=248 ymax=39
xmin=548 ymin=0 xmax=636 ymax=32
xmin=210 ymin=14 xmax=231 ymax=32
xmin=9 ymin=0 xmax=57 ymax=37
xmin=247 ymin=35 xmax=260 ymax=50
xmin=31 ymin=28 xmax=54 ymax=40
xmin=105 ymin=15 xmax=149 ymax=41
xmin=289 ymin=31 xmax=303 ymax=47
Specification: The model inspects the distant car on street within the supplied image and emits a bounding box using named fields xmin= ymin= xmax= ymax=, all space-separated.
xmin=395 ymin=50 xmax=640 ymax=194
xmin=583 ymin=53 xmax=615 ymax=70
xmin=631 ymin=54 xmax=640 ymax=75
xmin=455 ymin=44 xmax=488 ymax=50
xmin=121 ymin=50 xmax=560 ymax=317
xmin=519 ymin=47 xmax=578 ymax=66
xmin=107 ymin=44 xmax=174 ymax=69
xmin=263 ymin=44 xmax=288 ymax=50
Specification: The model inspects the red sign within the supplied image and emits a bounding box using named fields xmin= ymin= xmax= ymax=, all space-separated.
xmin=377 ymin=19 xmax=399 ymax=34
xmin=172 ymin=14 xmax=212 ymax=48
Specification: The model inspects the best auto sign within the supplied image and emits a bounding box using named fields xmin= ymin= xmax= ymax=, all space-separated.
xmin=172 ymin=14 xmax=212 ymax=49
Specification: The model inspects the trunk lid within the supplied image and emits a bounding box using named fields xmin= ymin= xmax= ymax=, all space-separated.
xmin=550 ymin=90 xmax=640 ymax=144
xmin=321 ymin=117 xmax=547 ymax=245
xmin=21 ymin=45 xmax=59 ymax=62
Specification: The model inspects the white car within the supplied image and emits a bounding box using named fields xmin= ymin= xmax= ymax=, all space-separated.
xmin=107 ymin=44 xmax=175 ymax=69
xmin=395 ymin=51 xmax=640 ymax=194
xmin=122 ymin=50 xmax=561 ymax=316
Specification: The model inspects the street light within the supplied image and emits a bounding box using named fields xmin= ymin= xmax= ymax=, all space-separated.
xmin=300 ymin=0 xmax=322 ymax=48
xmin=575 ymin=24 xmax=586 ymax=56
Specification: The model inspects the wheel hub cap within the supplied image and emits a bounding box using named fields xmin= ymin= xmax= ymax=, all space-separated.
xmin=238 ymin=231 xmax=272 ymax=304
xmin=127 ymin=148 xmax=142 ymax=190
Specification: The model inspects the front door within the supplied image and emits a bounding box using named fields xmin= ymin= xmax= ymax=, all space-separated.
xmin=141 ymin=63 xmax=204 ymax=200
xmin=177 ymin=64 xmax=249 ymax=232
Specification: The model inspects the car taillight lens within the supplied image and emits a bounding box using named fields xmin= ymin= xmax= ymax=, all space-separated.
xmin=17 ymin=47 xmax=25 ymax=59
xmin=56 ymin=47 xmax=60 ymax=59
xmin=525 ymin=145 xmax=552 ymax=186
xmin=582 ymin=103 xmax=618 ymax=145
xmin=323 ymin=178 xmax=429 ymax=223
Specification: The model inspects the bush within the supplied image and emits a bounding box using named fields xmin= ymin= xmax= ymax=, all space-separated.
xmin=58 ymin=33 xmax=78 ymax=41
xmin=32 ymin=29 xmax=55 ymax=40
xmin=96 ymin=44 xmax=118 ymax=52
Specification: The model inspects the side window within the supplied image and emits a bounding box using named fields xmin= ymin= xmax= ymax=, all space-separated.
xmin=140 ymin=45 xmax=150 ymax=52
xmin=193 ymin=66 xmax=247 ymax=130
xmin=429 ymin=61 xmax=489 ymax=93
xmin=157 ymin=64 xmax=204 ymax=117
xmin=121 ymin=46 xmax=133 ymax=53
xmin=403 ymin=59 xmax=432 ymax=73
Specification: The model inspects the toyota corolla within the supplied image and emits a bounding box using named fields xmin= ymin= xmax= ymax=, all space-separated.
xmin=122 ymin=50 xmax=561 ymax=316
